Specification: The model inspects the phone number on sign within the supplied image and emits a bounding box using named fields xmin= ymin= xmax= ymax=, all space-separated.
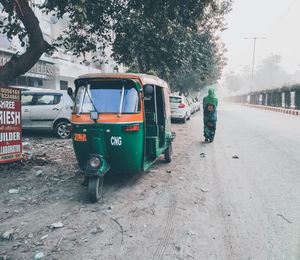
xmin=0 ymin=93 xmax=20 ymax=100
xmin=0 ymin=88 xmax=20 ymax=100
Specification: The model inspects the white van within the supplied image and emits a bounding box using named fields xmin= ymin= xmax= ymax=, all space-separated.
xmin=21 ymin=89 xmax=74 ymax=138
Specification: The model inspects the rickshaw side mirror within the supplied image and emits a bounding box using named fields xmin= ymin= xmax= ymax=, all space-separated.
xmin=144 ymin=85 xmax=154 ymax=96
xmin=67 ymin=87 xmax=74 ymax=99
xmin=90 ymin=111 xmax=99 ymax=120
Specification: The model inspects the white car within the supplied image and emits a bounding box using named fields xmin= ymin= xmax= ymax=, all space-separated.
xmin=194 ymin=97 xmax=201 ymax=111
xmin=21 ymin=89 xmax=74 ymax=138
xmin=187 ymin=97 xmax=196 ymax=114
xmin=170 ymin=95 xmax=191 ymax=123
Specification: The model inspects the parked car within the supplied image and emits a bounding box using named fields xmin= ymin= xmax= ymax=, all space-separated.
xmin=193 ymin=97 xmax=201 ymax=112
xmin=187 ymin=97 xmax=196 ymax=114
xmin=170 ymin=95 xmax=191 ymax=123
xmin=21 ymin=88 xmax=74 ymax=138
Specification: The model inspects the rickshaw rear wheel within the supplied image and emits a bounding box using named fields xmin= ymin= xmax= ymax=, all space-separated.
xmin=164 ymin=144 xmax=172 ymax=163
xmin=88 ymin=176 xmax=104 ymax=203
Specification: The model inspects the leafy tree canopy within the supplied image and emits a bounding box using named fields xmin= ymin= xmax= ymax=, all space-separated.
xmin=0 ymin=0 xmax=232 ymax=91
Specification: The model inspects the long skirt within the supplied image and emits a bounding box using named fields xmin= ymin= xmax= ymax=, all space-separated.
xmin=204 ymin=118 xmax=216 ymax=141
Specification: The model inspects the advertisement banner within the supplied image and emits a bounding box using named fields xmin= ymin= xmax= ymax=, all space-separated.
xmin=0 ymin=86 xmax=22 ymax=163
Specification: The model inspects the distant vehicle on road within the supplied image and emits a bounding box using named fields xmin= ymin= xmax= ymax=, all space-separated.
xmin=187 ymin=97 xmax=197 ymax=114
xmin=170 ymin=95 xmax=191 ymax=123
xmin=193 ymin=97 xmax=201 ymax=112
xmin=21 ymin=89 xmax=74 ymax=138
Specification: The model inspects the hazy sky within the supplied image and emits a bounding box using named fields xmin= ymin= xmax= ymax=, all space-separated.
xmin=221 ymin=0 xmax=300 ymax=76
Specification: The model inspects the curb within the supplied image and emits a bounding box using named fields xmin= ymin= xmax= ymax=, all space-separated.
xmin=242 ymin=104 xmax=300 ymax=116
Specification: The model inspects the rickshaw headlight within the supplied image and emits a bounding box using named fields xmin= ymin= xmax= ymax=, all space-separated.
xmin=88 ymin=156 xmax=102 ymax=169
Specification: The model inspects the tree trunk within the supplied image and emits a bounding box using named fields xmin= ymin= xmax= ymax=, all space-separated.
xmin=0 ymin=0 xmax=50 ymax=87
xmin=136 ymin=56 xmax=145 ymax=73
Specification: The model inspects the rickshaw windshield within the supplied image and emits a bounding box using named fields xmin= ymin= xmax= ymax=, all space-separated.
xmin=74 ymin=80 xmax=140 ymax=114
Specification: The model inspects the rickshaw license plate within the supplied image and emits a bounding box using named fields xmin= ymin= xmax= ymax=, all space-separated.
xmin=74 ymin=133 xmax=87 ymax=142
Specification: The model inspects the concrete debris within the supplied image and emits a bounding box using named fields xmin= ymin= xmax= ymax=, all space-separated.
xmin=200 ymin=188 xmax=209 ymax=193
xmin=187 ymin=231 xmax=196 ymax=236
xmin=35 ymin=170 xmax=43 ymax=177
xmin=34 ymin=252 xmax=45 ymax=259
xmin=48 ymin=222 xmax=64 ymax=229
xmin=8 ymin=188 xmax=19 ymax=194
xmin=2 ymin=229 xmax=14 ymax=240
xmin=91 ymin=226 xmax=104 ymax=235
xmin=40 ymin=235 xmax=48 ymax=240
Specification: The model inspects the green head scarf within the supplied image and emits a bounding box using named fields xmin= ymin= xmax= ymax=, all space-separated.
xmin=208 ymin=88 xmax=215 ymax=98
xmin=203 ymin=88 xmax=218 ymax=107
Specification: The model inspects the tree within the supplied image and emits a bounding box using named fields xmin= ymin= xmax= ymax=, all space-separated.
xmin=112 ymin=0 xmax=231 ymax=93
xmin=223 ymin=69 xmax=249 ymax=94
xmin=223 ymin=54 xmax=293 ymax=94
xmin=254 ymin=54 xmax=291 ymax=90
xmin=0 ymin=0 xmax=232 ymax=89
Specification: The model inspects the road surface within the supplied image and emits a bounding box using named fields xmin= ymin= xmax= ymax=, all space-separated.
xmin=0 ymin=103 xmax=299 ymax=260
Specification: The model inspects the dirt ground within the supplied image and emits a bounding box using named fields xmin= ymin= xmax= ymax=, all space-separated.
xmin=0 ymin=116 xmax=203 ymax=260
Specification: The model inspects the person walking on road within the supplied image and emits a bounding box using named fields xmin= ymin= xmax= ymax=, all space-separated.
xmin=203 ymin=88 xmax=218 ymax=142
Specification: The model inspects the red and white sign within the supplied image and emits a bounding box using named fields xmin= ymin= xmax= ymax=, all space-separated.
xmin=0 ymin=86 xmax=22 ymax=163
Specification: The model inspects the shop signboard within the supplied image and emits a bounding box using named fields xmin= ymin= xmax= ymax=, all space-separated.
xmin=0 ymin=85 xmax=22 ymax=163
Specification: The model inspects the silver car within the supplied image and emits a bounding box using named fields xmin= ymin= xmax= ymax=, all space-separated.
xmin=21 ymin=89 xmax=74 ymax=138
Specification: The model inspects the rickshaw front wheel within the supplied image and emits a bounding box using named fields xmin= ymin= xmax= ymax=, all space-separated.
xmin=164 ymin=144 xmax=172 ymax=163
xmin=88 ymin=176 xmax=104 ymax=203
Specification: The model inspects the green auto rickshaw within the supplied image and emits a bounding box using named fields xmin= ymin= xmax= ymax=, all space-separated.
xmin=71 ymin=73 xmax=174 ymax=202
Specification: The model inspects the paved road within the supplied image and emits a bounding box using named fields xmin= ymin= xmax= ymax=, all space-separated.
xmin=169 ymin=103 xmax=300 ymax=260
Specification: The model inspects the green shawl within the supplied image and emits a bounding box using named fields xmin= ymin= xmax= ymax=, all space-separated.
xmin=203 ymin=88 xmax=218 ymax=107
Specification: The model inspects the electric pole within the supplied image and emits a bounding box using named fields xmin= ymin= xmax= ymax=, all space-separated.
xmin=244 ymin=37 xmax=266 ymax=92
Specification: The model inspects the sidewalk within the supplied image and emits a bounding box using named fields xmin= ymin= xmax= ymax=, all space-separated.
xmin=242 ymin=104 xmax=300 ymax=116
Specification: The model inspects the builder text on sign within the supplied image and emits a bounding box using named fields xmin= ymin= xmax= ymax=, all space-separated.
xmin=0 ymin=86 xmax=22 ymax=163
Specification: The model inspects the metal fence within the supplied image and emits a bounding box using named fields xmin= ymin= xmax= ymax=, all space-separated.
xmin=228 ymin=85 xmax=300 ymax=110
